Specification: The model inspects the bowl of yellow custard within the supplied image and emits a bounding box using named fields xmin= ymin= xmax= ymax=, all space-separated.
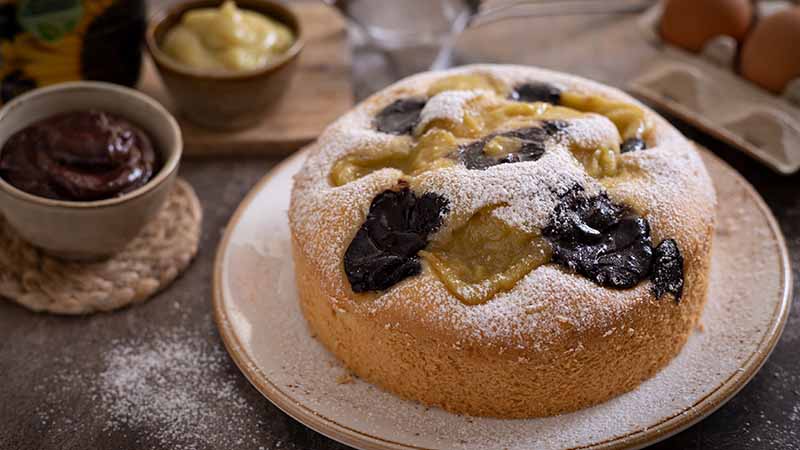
xmin=146 ymin=0 xmax=303 ymax=129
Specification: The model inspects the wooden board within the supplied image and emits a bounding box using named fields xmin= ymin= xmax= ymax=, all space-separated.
xmin=138 ymin=2 xmax=353 ymax=156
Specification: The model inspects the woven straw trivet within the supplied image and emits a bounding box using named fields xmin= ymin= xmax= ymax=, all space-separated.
xmin=0 ymin=179 xmax=202 ymax=315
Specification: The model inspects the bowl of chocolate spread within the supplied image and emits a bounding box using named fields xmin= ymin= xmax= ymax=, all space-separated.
xmin=0 ymin=82 xmax=182 ymax=260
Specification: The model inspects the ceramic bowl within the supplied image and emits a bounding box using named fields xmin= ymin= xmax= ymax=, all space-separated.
xmin=0 ymin=81 xmax=182 ymax=260
xmin=145 ymin=0 xmax=304 ymax=130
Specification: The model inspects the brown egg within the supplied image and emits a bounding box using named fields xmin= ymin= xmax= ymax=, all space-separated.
xmin=740 ymin=7 xmax=800 ymax=94
xmin=659 ymin=0 xmax=754 ymax=52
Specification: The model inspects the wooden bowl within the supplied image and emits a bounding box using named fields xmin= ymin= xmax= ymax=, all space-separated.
xmin=145 ymin=0 xmax=304 ymax=130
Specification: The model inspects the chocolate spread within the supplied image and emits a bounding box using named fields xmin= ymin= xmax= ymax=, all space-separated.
xmin=0 ymin=110 xmax=159 ymax=201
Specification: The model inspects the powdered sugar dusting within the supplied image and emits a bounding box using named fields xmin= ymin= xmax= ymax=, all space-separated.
xmin=35 ymin=329 xmax=268 ymax=450
xmin=289 ymin=64 xmax=716 ymax=348
xmin=558 ymin=114 xmax=621 ymax=149
xmin=415 ymin=89 xmax=487 ymax=132
xmin=99 ymin=333 xmax=254 ymax=443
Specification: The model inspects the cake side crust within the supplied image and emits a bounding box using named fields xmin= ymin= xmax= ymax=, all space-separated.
xmin=291 ymin=219 xmax=712 ymax=418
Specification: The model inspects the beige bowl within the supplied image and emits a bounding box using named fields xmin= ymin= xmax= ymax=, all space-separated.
xmin=0 ymin=81 xmax=183 ymax=260
xmin=145 ymin=0 xmax=304 ymax=130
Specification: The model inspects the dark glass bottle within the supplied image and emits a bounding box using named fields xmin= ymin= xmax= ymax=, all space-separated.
xmin=0 ymin=0 xmax=146 ymax=104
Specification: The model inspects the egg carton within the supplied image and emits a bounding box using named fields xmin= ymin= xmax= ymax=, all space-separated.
xmin=629 ymin=1 xmax=800 ymax=174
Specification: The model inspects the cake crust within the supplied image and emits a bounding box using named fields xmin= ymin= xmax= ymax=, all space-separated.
xmin=289 ymin=65 xmax=716 ymax=418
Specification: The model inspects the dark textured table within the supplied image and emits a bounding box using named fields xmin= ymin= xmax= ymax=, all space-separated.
xmin=1 ymin=6 xmax=799 ymax=450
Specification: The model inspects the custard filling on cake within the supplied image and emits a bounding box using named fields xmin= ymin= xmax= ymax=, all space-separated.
xmin=420 ymin=205 xmax=552 ymax=305
xmin=331 ymin=73 xmax=677 ymax=304
xmin=330 ymin=129 xmax=457 ymax=186
xmin=330 ymin=73 xmax=651 ymax=187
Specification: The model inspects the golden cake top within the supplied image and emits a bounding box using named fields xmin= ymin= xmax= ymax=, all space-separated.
xmin=290 ymin=65 xmax=715 ymax=347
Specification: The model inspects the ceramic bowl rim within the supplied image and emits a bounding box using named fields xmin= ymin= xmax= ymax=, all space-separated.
xmin=0 ymin=81 xmax=182 ymax=210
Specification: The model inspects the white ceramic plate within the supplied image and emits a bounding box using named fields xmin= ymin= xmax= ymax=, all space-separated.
xmin=213 ymin=147 xmax=791 ymax=450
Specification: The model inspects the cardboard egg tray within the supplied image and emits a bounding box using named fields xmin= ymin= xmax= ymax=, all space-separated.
xmin=630 ymin=1 xmax=800 ymax=174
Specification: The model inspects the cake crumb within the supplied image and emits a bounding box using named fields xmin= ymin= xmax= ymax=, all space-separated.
xmin=337 ymin=372 xmax=356 ymax=385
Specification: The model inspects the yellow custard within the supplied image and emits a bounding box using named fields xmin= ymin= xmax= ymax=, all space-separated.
xmin=330 ymin=129 xmax=458 ymax=187
xmin=330 ymin=94 xmax=627 ymax=184
xmin=328 ymin=74 xmax=658 ymax=304
xmin=421 ymin=206 xmax=553 ymax=305
xmin=162 ymin=1 xmax=294 ymax=72
xmin=483 ymin=135 xmax=524 ymax=157
xmin=416 ymin=97 xmax=584 ymax=139
xmin=560 ymin=91 xmax=651 ymax=140
xmin=427 ymin=73 xmax=507 ymax=97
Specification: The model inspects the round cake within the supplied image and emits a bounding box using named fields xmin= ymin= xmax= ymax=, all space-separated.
xmin=289 ymin=65 xmax=716 ymax=418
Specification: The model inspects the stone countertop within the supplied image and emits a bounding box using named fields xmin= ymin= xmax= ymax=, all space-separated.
xmin=1 ymin=4 xmax=799 ymax=450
